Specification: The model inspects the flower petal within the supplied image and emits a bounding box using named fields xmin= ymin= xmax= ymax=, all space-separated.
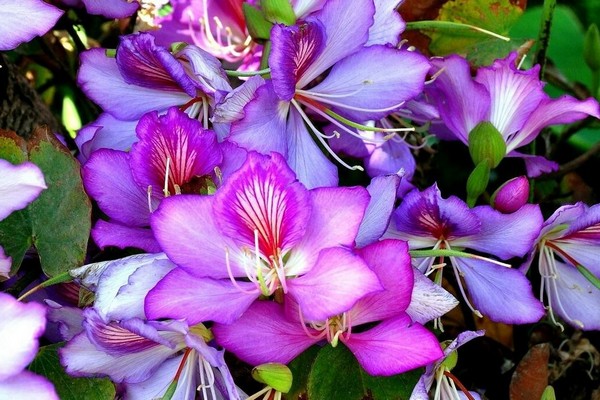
xmin=0 ymin=0 xmax=63 ymax=51
xmin=0 ymin=370 xmax=58 ymax=400
xmin=453 ymin=257 xmax=545 ymax=324
xmin=406 ymin=269 xmax=458 ymax=324
xmin=145 ymin=269 xmax=258 ymax=324
xmin=212 ymin=302 xmax=320 ymax=366
xmin=287 ymin=247 xmax=383 ymax=321
xmin=299 ymin=0 xmax=375 ymax=86
xmin=0 ymin=293 xmax=46 ymax=380
xmin=367 ymin=0 xmax=405 ymax=46
xmin=350 ymin=240 xmax=413 ymax=325
xmin=429 ymin=55 xmax=490 ymax=143
xmin=91 ymin=221 xmax=160 ymax=253
xmin=77 ymin=49 xmax=190 ymax=120
xmin=214 ymin=152 xmax=310 ymax=257
xmin=75 ymin=113 xmax=138 ymax=162
xmin=344 ymin=314 xmax=443 ymax=376
xmin=131 ymin=107 xmax=223 ymax=197
xmin=82 ymin=0 xmax=139 ymax=18
xmin=0 ymin=160 xmax=46 ymax=221
xmin=455 ymin=204 xmax=543 ymax=259
xmin=150 ymin=195 xmax=243 ymax=278
xmin=285 ymin=106 xmax=339 ymax=189
xmin=309 ymin=46 xmax=429 ymax=121
xmin=356 ymin=175 xmax=400 ymax=248
xmin=228 ymin=81 xmax=289 ymax=155
xmin=270 ymin=20 xmax=326 ymax=101
xmin=83 ymin=149 xmax=156 ymax=227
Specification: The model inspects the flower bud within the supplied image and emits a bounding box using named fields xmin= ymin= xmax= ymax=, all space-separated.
xmin=252 ymin=363 xmax=293 ymax=393
xmin=468 ymin=121 xmax=506 ymax=169
xmin=490 ymin=176 xmax=529 ymax=213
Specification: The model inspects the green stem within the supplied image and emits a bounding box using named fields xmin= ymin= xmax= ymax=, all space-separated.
xmin=226 ymin=68 xmax=271 ymax=77
xmin=405 ymin=20 xmax=510 ymax=41
xmin=17 ymin=271 xmax=73 ymax=301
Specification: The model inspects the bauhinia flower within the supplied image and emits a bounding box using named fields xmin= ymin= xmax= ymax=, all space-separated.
xmin=76 ymin=32 xmax=231 ymax=160
xmin=58 ymin=253 xmax=240 ymax=400
xmin=411 ymin=330 xmax=485 ymax=400
xmin=212 ymin=240 xmax=444 ymax=376
xmin=384 ymin=184 xmax=546 ymax=324
xmin=521 ymin=203 xmax=600 ymax=330
xmin=0 ymin=159 xmax=46 ymax=278
xmin=429 ymin=52 xmax=600 ymax=177
xmin=82 ymin=106 xmax=244 ymax=252
xmin=226 ymin=0 xmax=430 ymax=188
xmin=0 ymin=293 xmax=58 ymax=399
xmin=145 ymin=151 xmax=382 ymax=324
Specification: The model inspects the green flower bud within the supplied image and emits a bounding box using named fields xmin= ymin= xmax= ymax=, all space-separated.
xmin=243 ymin=4 xmax=273 ymax=41
xmin=468 ymin=121 xmax=506 ymax=169
xmin=251 ymin=363 xmax=293 ymax=393
xmin=263 ymin=0 xmax=297 ymax=26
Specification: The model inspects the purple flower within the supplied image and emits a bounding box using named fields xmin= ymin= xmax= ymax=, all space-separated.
xmin=212 ymin=240 xmax=443 ymax=376
xmin=76 ymin=32 xmax=231 ymax=159
xmin=411 ymin=330 xmax=485 ymax=400
xmin=82 ymin=107 xmax=243 ymax=252
xmin=0 ymin=0 xmax=63 ymax=51
xmin=226 ymin=0 xmax=430 ymax=188
xmin=522 ymin=203 xmax=600 ymax=330
xmin=385 ymin=184 xmax=545 ymax=324
xmin=152 ymin=0 xmax=259 ymax=65
xmin=145 ymin=151 xmax=382 ymax=324
xmin=0 ymin=159 xmax=46 ymax=277
xmin=429 ymin=52 xmax=600 ymax=176
xmin=0 ymin=293 xmax=58 ymax=399
xmin=58 ymin=253 xmax=240 ymax=399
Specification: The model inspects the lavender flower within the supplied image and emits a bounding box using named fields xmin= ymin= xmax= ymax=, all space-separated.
xmin=0 ymin=0 xmax=63 ymax=51
xmin=213 ymin=240 xmax=444 ymax=376
xmin=145 ymin=151 xmax=382 ymax=324
xmin=429 ymin=52 xmax=600 ymax=176
xmin=522 ymin=203 xmax=600 ymax=330
xmin=385 ymin=184 xmax=545 ymax=324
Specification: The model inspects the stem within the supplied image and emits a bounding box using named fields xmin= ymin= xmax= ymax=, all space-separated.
xmin=226 ymin=68 xmax=271 ymax=77
xmin=17 ymin=271 xmax=73 ymax=301
xmin=406 ymin=20 xmax=510 ymax=42
xmin=534 ymin=0 xmax=557 ymax=79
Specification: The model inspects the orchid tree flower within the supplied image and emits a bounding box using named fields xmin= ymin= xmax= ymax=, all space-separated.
xmin=152 ymin=0 xmax=260 ymax=67
xmin=0 ymin=159 xmax=46 ymax=278
xmin=58 ymin=253 xmax=241 ymax=400
xmin=521 ymin=203 xmax=600 ymax=330
xmin=226 ymin=0 xmax=430 ymax=188
xmin=76 ymin=32 xmax=231 ymax=160
xmin=145 ymin=151 xmax=382 ymax=324
xmin=0 ymin=0 xmax=63 ymax=51
xmin=82 ymin=106 xmax=245 ymax=252
xmin=384 ymin=184 xmax=546 ymax=324
xmin=429 ymin=52 xmax=600 ymax=177
xmin=212 ymin=240 xmax=444 ymax=377
xmin=411 ymin=330 xmax=485 ymax=400
xmin=0 ymin=293 xmax=58 ymax=399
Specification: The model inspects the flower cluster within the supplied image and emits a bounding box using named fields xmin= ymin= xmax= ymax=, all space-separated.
xmin=2 ymin=0 xmax=600 ymax=399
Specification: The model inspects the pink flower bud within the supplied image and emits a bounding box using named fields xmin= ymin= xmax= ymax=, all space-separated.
xmin=491 ymin=176 xmax=529 ymax=213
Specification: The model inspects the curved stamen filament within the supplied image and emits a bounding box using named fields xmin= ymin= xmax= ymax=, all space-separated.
xmin=448 ymin=255 xmax=484 ymax=318
xmin=290 ymin=99 xmax=364 ymax=172
xmin=298 ymin=307 xmax=328 ymax=340
xmin=225 ymin=247 xmax=260 ymax=295
xmin=297 ymin=90 xmax=408 ymax=114
xmin=198 ymin=355 xmax=217 ymax=400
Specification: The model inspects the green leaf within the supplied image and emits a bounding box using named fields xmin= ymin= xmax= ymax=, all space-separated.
xmin=287 ymin=346 xmax=320 ymax=400
xmin=427 ymin=0 xmax=523 ymax=57
xmin=262 ymin=0 xmax=296 ymax=25
xmin=243 ymin=3 xmax=273 ymax=41
xmin=0 ymin=128 xmax=91 ymax=277
xmin=307 ymin=344 xmax=421 ymax=400
xmin=29 ymin=343 xmax=116 ymax=400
